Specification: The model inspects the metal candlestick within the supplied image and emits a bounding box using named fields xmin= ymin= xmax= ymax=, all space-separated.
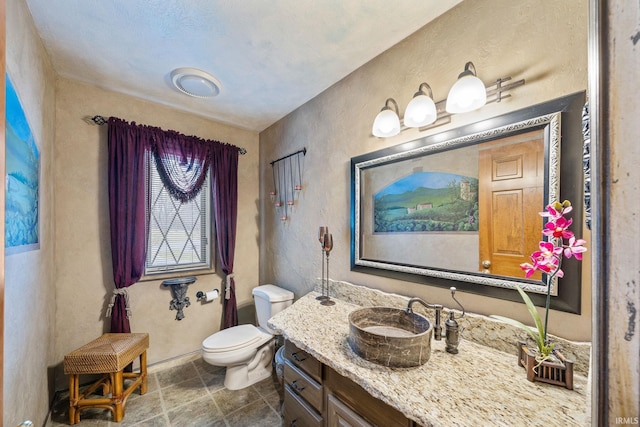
xmin=316 ymin=226 xmax=329 ymax=300
xmin=321 ymin=233 xmax=335 ymax=306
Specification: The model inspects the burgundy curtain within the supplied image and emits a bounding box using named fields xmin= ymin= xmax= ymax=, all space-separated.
xmin=107 ymin=116 xmax=240 ymax=331
xmin=211 ymin=143 xmax=240 ymax=328
xmin=107 ymin=117 xmax=149 ymax=333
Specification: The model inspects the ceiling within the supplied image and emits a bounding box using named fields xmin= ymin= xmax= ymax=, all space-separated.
xmin=25 ymin=0 xmax=463 ymax=131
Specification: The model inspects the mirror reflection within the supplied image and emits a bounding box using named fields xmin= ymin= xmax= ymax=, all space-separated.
xmin=362 ymin=127 xmax=546 ymax=280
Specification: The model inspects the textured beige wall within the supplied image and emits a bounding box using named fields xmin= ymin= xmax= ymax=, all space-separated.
xmin=53 ymin=78 xmax=260 ymax=389
xmin=5 ymin=0 xmax=57 ymax=425
xmin=260 ymin=0 xmax=591 ymax=341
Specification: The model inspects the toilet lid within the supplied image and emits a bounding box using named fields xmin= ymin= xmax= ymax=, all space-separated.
xmin=202 ymin=324 xmax=267 ymax=353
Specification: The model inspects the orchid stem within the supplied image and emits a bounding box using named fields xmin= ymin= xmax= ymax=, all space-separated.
xmin=543 ymin=281 xmax=551 ymax=344
xmin=544 ymin=256 xmax=561 ymax=345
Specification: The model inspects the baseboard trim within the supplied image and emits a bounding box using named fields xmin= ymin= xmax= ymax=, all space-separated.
xmin=147 ymin=350 xmax=201 ymax=374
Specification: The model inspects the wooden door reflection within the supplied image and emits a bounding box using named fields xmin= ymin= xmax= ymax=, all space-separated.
xmin=478 ymin=130 xmax=544 ymax=279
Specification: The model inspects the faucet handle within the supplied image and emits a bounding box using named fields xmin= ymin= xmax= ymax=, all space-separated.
xmin=449 ymin=287 xmax=466 ymax=319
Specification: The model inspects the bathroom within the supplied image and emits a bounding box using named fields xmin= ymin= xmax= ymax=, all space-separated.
xmin=4 ymin=0 xmax=638 ymax=426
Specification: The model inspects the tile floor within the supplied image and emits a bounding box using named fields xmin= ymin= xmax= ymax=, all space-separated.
xmin=49 ymin=356 xmax=284 ymax=427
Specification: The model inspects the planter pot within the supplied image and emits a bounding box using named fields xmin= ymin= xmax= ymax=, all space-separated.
xmin=517 ymin=341 xmax=574 ymax=390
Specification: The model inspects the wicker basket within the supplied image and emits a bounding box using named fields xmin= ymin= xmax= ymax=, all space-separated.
xmin=518 ymin=341 xmax=574 ymax=390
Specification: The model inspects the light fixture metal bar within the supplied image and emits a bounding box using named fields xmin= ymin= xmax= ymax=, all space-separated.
xmin=485 ymin=77 xmax=526 ymax=103
xmin=416 ymin=114 xmax=452 ymax=132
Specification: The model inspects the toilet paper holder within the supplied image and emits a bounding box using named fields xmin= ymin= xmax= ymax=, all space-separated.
xmin=196 ymin=289 xmax=220 ymax=302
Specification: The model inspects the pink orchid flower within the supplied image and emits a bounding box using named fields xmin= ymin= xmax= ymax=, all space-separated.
xmin=521 ymin=201 xmax=586 ymax=280
xmin=543 ymin=217 xmax=574 ymax=239
xmin=533 ymin=241 xmax=564 ymax=260
xmin=520 ymin=241 xmax=565 ymax=277
xmin=564 ymin=236 xmax=587 ymax=260
xmin=520 ymin=262 xmax=537 ymax=278
xmin=526 ymin=258 xmax=564 ymax=278
xmin=539 ymin=202 xmax=573 ymax=220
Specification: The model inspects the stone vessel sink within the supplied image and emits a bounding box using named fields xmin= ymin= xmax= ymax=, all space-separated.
xmin=348 ymin=307 xmax=433 ymax=368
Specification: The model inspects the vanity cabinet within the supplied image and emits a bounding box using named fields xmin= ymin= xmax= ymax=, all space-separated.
xmin=283 ymin=340 xmax=416 ymax=427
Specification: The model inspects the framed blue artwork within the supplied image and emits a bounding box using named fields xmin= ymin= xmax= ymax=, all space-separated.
xmin=5 ymin=74 xmax=40 ymax=254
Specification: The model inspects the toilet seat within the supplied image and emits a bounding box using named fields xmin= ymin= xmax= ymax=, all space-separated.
xmin=202 ymin=324 xmax=270 ymax=353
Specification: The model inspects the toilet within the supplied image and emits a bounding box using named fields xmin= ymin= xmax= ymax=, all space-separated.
xmin=201 ymin=284 xmax=294 ymax=390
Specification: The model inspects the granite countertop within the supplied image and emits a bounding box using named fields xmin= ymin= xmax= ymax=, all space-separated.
xmin=269 ymin=289 xmax=590 ymax=427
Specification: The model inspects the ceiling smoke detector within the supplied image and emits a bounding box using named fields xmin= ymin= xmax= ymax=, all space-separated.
xmin=170 ymin=68 xmax=221 ymax=98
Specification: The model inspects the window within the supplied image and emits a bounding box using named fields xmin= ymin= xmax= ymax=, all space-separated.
xmin=144 ymin=153 xmax=213 ymax=277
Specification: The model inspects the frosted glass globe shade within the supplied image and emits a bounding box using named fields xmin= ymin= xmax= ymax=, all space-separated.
xmin=446 ymin=75 xmax=487 ymax=113
xmin=404 ymin=94 xmax=437 ymax=127
xmin=372 ymin=109 xmax=401 ymax=137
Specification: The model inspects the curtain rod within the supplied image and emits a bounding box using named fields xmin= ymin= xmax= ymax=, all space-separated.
xmin=89 ymin=115 xmax=248 ymax=155
xmin=269 ymin=147 xmax=307 ymax=165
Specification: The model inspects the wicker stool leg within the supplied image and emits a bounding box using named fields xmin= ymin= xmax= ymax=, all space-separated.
xmin=140 ymin=350 xmax=148 ymax=395
xmin=112 ymin=370 xmax=124 ymax=422
xmin=102 ymin=374 xmax=111 ymax=396
xmin=68 ymin=374 xmax=79 ymax=425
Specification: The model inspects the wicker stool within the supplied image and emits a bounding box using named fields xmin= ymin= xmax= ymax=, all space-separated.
xmin=63 ymin=333 xmax=149 ymax=424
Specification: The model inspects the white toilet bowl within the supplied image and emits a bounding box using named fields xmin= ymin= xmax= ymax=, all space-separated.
xmin=202 ymin=324 xmax=274 ymax=390
xmin=201 ymin=285 xmax=294 ymax=390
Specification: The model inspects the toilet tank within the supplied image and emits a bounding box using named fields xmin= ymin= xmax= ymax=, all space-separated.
xmin=252 ymin=285 xmax=294 ymax=332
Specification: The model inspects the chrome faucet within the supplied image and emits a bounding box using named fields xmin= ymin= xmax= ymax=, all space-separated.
xmin=406 ymin=287 xmax=466 ymax=354
xmin=406 ymin=298 xmax=443 ymax=340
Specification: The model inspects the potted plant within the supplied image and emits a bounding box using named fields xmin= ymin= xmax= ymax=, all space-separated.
xmin=492 ymin=200 xmax=586 ymax=389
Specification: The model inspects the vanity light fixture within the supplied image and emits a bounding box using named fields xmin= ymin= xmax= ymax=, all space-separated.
xmin=372 ymin=98 xmax=401 ymax=137
xmin=445 ymin=61 xmax=487 ymax=113
xmin=404 ymin=83 xmax=437 ymax=128
xmin=371 ymin=61 xmax=525 ymax=139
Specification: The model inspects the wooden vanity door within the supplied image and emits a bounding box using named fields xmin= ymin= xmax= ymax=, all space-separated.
xmin=327 ymin=394 xmax=373 ymax=427
xmin=478 ymin=129 xmax=545 ymax=279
